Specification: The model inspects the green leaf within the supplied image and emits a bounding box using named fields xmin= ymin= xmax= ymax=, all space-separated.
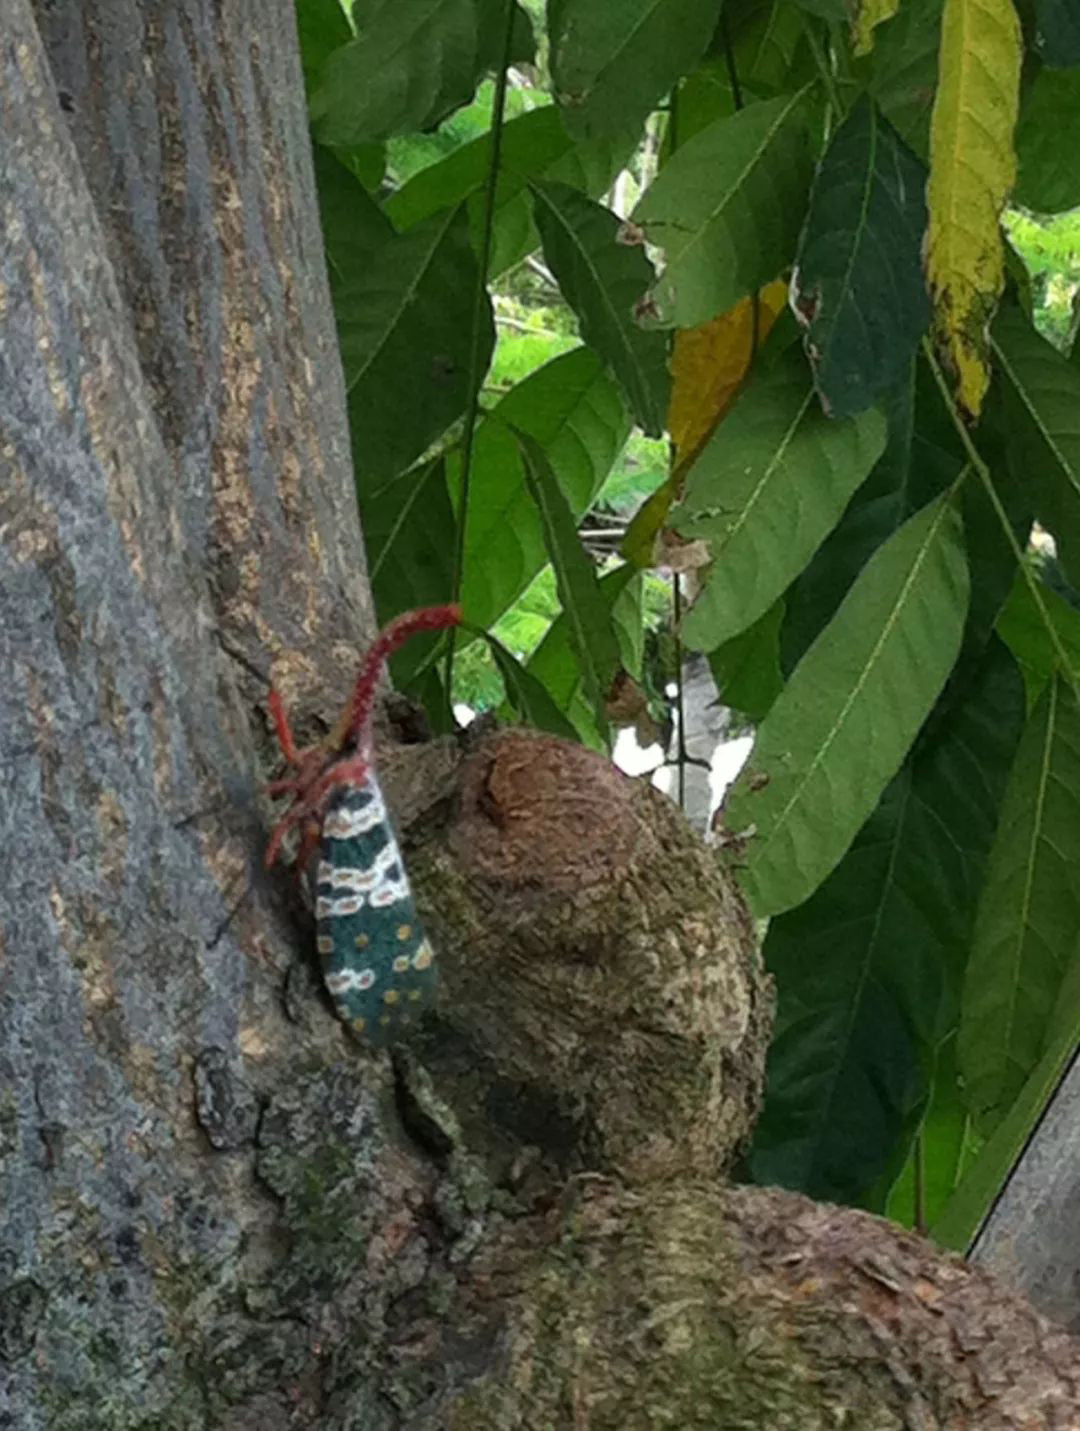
xmin=707 ymin=599 xmax=786 ymax=722
xmin=385 ymin=106 xmax=563 ymax=230
xmin=674 ymin=344 xmax=888 ymax=651
xmin=454 ymin=347 xmax=630 ymax=632
xmin=632 ymin=91 xmax=813 ymax=328
xmin=1034 ymin=0 xmax=1080 ymax=67
xmin=955 ymin=384 xmax=1034 ymax=665
xmin=743 ymin=638 xmax=1024 ymax=1206
xmin=317 ymin=143 xmax=396 ymax=249
xmin=364 ymin=458 xmax=457 ymax=613
xmin=515 ymin=428 xmax=620 ymax=738
xmin=885 ymin=1034 xmax=978 ymax=1232
xmin=1014 ymin=68 xmax=1080 ymax=213
xmin=791 ymin=97 xmax=930 ymax=418
xmin=328 ymin=143 xmax=388 ymax=193
xmin=547 ymin=0 xmax=721 ymax=141
xmin=662 ymin=4 xmax=809 ymax=150
xmin=662 ymin=60 xmax=738 ymax=148
xmin=933 ymin=948 xmax=1080 ymax=1251
xmin=852 ymin=0 xmax=901 ymax=55
xmin=296 ymin=0 xmax=353 ymax=96
xmin=993 ymin=303 xmax=1080 ymax=592
xmin=385 ymin=106 xmax=634 ymax=277
xmin=475 ymin=0 xmax=536 ymax=68
xmin=780 ymin=495 xmax=910 ymax=669
xmin=530 ymin=181 xmax=670 ymax=435
xmin=726 ymin=490 xmax=970 ymax=917
xmin=778 ymin=364 xmax=924 ymax=674
xmin=358 ymin=454 xmax=465 ymax=692
xmin=610 ymin=568 xmax=646 ymax=679
xmin=731 ymin=0 xmax=812 ymax=94
xmin=864 ymin=0 xmax=942 ymax=159
xmin=524 ymin=565 xmax=641 ymax=746
xmin=483 ymin=632 xmax=583 ymax=740
xmin=958 ymin=674 xmax=1080 ymax=1133
xmin=996 ymin=574 xmax=1080 ymax=707
xmin=403 ymin=660 xmax=458 ymax=734
xmin=317 ymin=153 xmax=494 ymax=484
xmin=792 ymin=0 xmax=847 ymax=18
xmin=311 ymin=0 xmax=480 ymax=146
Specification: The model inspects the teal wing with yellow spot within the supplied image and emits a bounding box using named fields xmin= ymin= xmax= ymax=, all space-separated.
xmin=315 ymin=775 xmax=437 ymax=1043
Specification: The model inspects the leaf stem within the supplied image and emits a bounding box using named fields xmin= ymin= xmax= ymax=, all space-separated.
xmin=913 ymin=1129 xmax=926 ymax=1235
xmin=719 ymin=11 xmax=744 ymax=112
xmin=665 ymin=82 xmax=689 ymax=807
xmin=922 ymin=337 xmax=1080 ymax=696
xmin=443 ymin=0 xmax=517 ymax=720
xmin=802 ymin=18 xmax=843 ymax=128
xmin=672 ymin=575 xmax=688 ymax=808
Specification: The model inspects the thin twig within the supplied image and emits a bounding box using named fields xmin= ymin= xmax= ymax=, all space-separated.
xmin=444 ymin=0 xmax=518 ymax=720
xmin=524 ymin=254 xmax=559 ymax=289
xmin=495 ymin=314 xmax=566 ymax=337
xmin=913 ymin=1129 xmax=926 ymax=1236
xmin=801 ymin=17 xmax=843 ymax=126
xmin=720 ymin=11 xmax=744 ymax=111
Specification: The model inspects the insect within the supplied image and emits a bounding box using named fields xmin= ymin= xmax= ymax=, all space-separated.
xmin=265 ymin=604 xmax=461 ymax=1043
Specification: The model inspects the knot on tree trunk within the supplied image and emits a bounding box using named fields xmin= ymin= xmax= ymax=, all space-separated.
xmin=401 ymin=726 xmax=773 ymax=1189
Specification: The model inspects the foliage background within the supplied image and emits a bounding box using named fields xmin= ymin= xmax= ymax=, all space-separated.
xmin=296 ymin=0 xmax=1080 ymax=1249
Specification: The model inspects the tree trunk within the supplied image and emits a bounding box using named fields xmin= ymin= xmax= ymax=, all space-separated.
xmin=3 ymin=3 xmax=1080 ymax=1428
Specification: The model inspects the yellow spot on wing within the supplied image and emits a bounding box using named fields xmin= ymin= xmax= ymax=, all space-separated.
xmin=397 ymin=923 xmax=412 ymax=941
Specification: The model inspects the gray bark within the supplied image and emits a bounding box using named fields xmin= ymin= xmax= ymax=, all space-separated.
xmin=972 ymin=1047 xmax=1080 ymax=1333
xmin=2 ymin=2 xmax=390 ymax=1424
xmin=3 ymin=2 xmax=1080 ymax=1428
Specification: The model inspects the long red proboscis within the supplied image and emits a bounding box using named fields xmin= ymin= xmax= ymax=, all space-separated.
xmin=345 ymin=603 xmax=461 ymax=744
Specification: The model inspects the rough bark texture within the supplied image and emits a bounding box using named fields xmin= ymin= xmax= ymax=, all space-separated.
xmin=2 ymin=2 xmax=388 ymax=1424
xmin=399 ymin=1180 xmax=1080 ymax=1429
xmin=404 ymin=727 xmax=771 ymax=1189
xmin=4 ymin=2 xmax=1080 ymax=1429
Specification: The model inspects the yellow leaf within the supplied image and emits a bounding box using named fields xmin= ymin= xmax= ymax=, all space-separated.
xmin=852 ymin=0 xmax=900 ymax=57
xmin=667 ymin=280 xmax=788 ymax=468
xmin=624 ymin=280 xmax=788 ymax=569
xmin=926 ymin=0 xmax=1020 ymax=418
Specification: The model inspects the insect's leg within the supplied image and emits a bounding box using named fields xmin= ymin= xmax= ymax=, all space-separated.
xmin=264 ymin=810 xmax=300 ymax=870
xmin=294 ymin=817 xmax=322 ymax=878
xmin=267 ymin=688 xmax=302 ymax=765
